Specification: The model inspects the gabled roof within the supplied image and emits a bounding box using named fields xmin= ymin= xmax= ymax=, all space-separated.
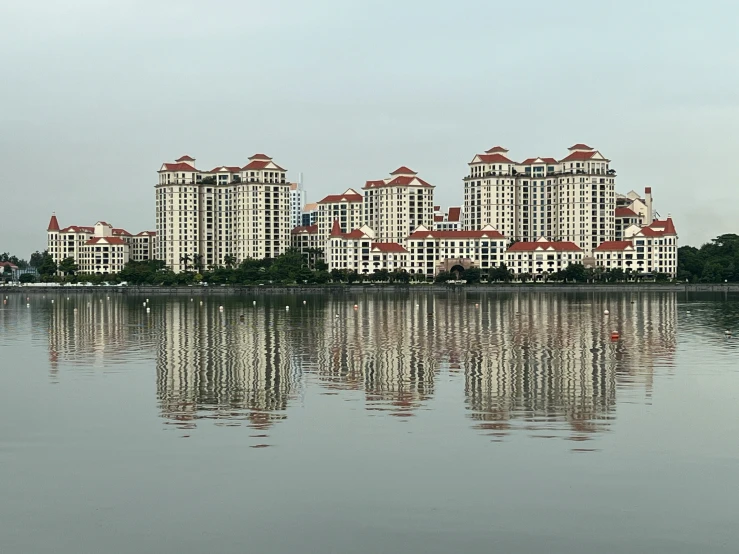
xmin=568 ymin=144 xmax=593 ymax=151
xmin=60 ymin=225 xmax=95 ymax=233
xmin=474 ymin=153 xmax=515 ymax=164
xmin=485 ymin=146 xmax=509 ymax=153
xmin=371 ymin=242 xmax=408 ymax=253
xmin=318 ymin=188 xmax=363 ymax=204
xmin=85 ymin=237 xmax=126 ymax=246
xmin=642 ymin=218 xmax=677 ymax=236
xmin=242 ymin=159 xmax=286 ymax=171
xmin=363 ymin=175 xmax=433 ymax=188
xmin=520 ymin=157 xmax=558 ymax=165
xmin=390 ymin=166 xmax=417 ymax=175
xmin=208 ymin=166 xmax=242 ymax=173
xmin=291 ymin=225 xmax=318 ymax=235
xmin=160 ymin=162 xmax=198 ymax=172
xmin=0 ymin=261 xmax=18 ymax=269
xmin=135 ymin=231 xmax=156 ymax=236
xmin=407 ymin=227 xmax=504 ymax=240
xmin=447 ymin=207 xmax=462 ymax=222
xmin=615 ymin=207 xmax=639 ymax=218
xmin=47 ymin=214 xmax=60 ymax=232
xmin=560 ymin=151 xmax=598 ymax=162
xmin=303 ymin=202 xmax=318 ymax=212
xmin=248 ymin=153 xmax=272 ymax=160
xmin=112 ymin=228 xmax=131 ymax=236
xmin=507 ymin=241 xmax=582 ymax=252
xmin=176 ymin=155 xmax=195 ymax=162
xmin=595 ymin=241 xmax=634 ymax=251
xmin=343 ymin=229 xmax=369 ymax=239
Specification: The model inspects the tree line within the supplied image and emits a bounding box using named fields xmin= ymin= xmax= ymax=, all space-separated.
xmin=677 ymin=234 xmax=739 ymax=283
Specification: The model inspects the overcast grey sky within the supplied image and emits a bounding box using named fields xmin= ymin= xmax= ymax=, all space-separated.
xmin=1 ymin=0 xmax=737 ymax=257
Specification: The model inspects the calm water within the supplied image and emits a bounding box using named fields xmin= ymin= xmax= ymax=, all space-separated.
xmin=1 ymin=290 xmax=738 ymax=553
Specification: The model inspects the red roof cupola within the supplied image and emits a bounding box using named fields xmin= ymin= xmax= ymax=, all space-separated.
xmin=47 ymin=213 xmax=60 ymax=232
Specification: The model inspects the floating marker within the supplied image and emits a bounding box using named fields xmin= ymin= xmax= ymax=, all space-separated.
xmin=253 ymin=301 xmax=256 ymax=306
xmin=219 ymin=306 xmax=224 ymax=311
xmin=604 ymin=310 xmax=610 ymax=315
xmin=146 ymin=307 xmax=151 ymax=314
xmin=199 ymin=301 xmax=203 ymax=305
xmin=354 ymin=304 xmax=358 ymax=310
xmin=51 ymin=299 xmax=54 ymax=304
xmin=26 ymin=303 xmax=30 ymax=308
xmin=610 ymin=331 xmax=619 ymax=340
xmin=303 ymin=300 xmax=306 ymax=305
xmin=143 ymin=302 xmax=146 ymax=306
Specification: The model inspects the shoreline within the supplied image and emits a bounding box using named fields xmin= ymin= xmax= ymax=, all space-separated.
xmin=3 ymin=283 xmax=739 ymax=295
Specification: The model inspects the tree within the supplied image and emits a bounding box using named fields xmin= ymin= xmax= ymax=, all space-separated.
xmin=435 ymin=271 xmax=453 ymax=283
xmin=462 ymin=267 xmax=481 ymax=284
xmin=19 ymin=273 xmax=35 ymax=284
xmin=489 ymin=263 xmax=512 ymax=283
xmin=58 ymin=257 xmax=79 ymax=277
xmin=37 ymin=251 xmax=57 ymax=281
xmin=223 ymin=254 xmax=237 ymax=269
xmin=179 ymin=254 xmax=191 ymax=271
xmin=563 ymin=263 xmax=587 ymax=283
xmin=372 ymin=268 xmax=390 ymax=282
xmin=29 ymin=251 xmax=44 ymax=268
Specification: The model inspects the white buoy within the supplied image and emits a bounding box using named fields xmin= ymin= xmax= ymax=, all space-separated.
xmin=725 ymin=329 xmax=732 ymax=336
xmin=190 ymin=298 xmax=193 ymax=302
xmin=26 ymin=303 xmax=30 ymax=308
xmin=335 ymin=314 xmax=339 ymax=318
xmin=285 ymin=306 xmax=290 ymax=310
xmin=604 ymin=310 xmax=610 ymax=315
xmin=143 ymin=302 xmax=146 ymax=306
xmin=253 ymin=301 xmax=256 ymax=306
xmin=303 ymin=300 xmax=306 ymax=305
xmin=51 ymin=299 xmax=54 ymax=304
xmin=219 ymin=306 xmax=224 ymax=311
xmin=146 ymin=307 xmax=150 ymax=314
xmin=199 ymin=301 xmax=203 ymax=305
xmin=146 ymin=298 xmax=149 ymax=303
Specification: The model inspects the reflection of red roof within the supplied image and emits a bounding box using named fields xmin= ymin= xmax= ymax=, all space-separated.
xmin=390 ymin=166 xmax=417 ymax=175
xmin=520 ymin=157 xmax=558 ymax=165
xmin=85 ymin=237 xmax=126 ymax=245
xmin=161 ymin=162 xmax=198 ymax=172
xmin=568 ymin=143 xmax=593 ymax=150
xmin=291 ymin=225 xmax=318 ymax=235
xmin=318 ymin=190 xmax=363 ymax=203
xmin=176 ymin=155 xmax=195 ymax=162
xmin=408 ymin=229 xmax=504 ymax=240
xmin=615 ymin=207 xmax=638 ymax=218
xmin=560 ymin=151 xmax=597 ymax=162
xmin=507 ymin=241 xmax=582 ymax=252
xmin=476 ymin=153 xmax=515 ymax=164
xmin=47 ymin=214 xmax=60 ymax=232
xmin=595 ymin=241 xmax=633 ymax=251
xmin=372 ymin=242 xmax=408 ymax=253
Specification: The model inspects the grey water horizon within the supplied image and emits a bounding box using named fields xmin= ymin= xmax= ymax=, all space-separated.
xmin=1 ymin=291 xmax=738 ymax=553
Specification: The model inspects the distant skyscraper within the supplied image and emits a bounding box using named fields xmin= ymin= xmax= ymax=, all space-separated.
xmin=289 ymin=178 xmax=306 ymax=230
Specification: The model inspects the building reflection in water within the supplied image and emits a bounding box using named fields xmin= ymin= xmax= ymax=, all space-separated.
xmin=42 ymin=291 xmax=677 ymax=443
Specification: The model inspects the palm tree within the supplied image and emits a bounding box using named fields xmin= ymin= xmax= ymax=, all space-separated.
xmin=179 ymin=254 xmax=191 ymax=271
xmin=223 ymin=254 xmax=236 ymax=269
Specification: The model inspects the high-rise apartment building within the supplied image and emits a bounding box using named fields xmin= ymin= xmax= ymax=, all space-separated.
xmin=289 ymin=182 xmax=306 ymax=230
xmin=316 ymin=188 xmax=364 ymax=244
xmin=363 ymin=167 xmax=435 ymax=243
xmin=156 ymin=153 xmax=290 ymax=272
xmin=463 ymin=144 xmax=616 ymax=253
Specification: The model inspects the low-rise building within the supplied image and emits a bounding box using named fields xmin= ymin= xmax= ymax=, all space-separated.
xmin=433 ymin=206 xmax=463 ymax=231
xmin=505 ymin=239 xmax=583 ymax=277
xmin=405 ymin=225 xmax=507 ymax=277
xmin=325 ymin=221 xmax=407 ymax=275
xmin=595 ymin=217 xmax=678 ymax=277
xmin=291 ymin=224 xmax=321 ymax=254
xmin=46 ymin=215 xmax=156 ymax=274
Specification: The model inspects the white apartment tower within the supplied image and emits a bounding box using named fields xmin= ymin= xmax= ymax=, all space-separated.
xmin=289 ymin=181 xmax=306 ymax=230
xmin=316 ymin=188 xmax=364 ymax=244
xmin=156 ymin=153 xmax=291 ymax=272
xmin=463 ymin=144 xmax=616 ymax=253
xmin=363 ymin=167 xmax=435 ymax=243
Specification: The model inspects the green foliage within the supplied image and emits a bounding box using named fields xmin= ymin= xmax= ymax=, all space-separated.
xmin=58 ymin=257 xmax=79 ymax=276
xmin=0 ymin=252 xmax=27 ymax=268
xmin=19 ymin=273 xmax=35 ymax=283
xmin=678 ymin=234 xmax=739 ymax=282
xmin=435 ymin=271 xmax=452 ymax=283
xmin=37 ymin=251 xmax=58 ymax=281
xmin=563 ymin=263 xmax=587 ymax=283
xmin=462 ymin=267 xmax=481 ymax=283
xmin=488 ymin=264 xmax=512 ymax=283
xmin=29 ymin=251 xmax=44 ymax=268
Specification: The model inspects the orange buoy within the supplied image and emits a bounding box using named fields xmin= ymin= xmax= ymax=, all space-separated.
xmin=610 ymin=331 xmax=620 ymax=341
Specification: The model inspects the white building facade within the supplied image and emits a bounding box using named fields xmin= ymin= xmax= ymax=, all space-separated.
xmin=316 ymin=188 xmax=364 ymax=244
xmin=505 ymin=239 xmax=584 ymax=277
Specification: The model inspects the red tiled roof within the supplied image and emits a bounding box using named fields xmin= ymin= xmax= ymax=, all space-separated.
xmin=176 ymin=155 xmax=195 ymax=162
xmin=447 ymin=207 xmax=462 ymax=222
xmin=209 ymin=166 xmax=242 ymax=173
xmin=113 ymin=228 xmax=131 ymax=236
xmin=485 ymin=146 xmax=508 ymax=153
xmin=371 ymin=242 xmax=408 ymax=253
xmin=135 ymin=231 xmax=156 ymax=236
xmin=568 ymin=144 xmax=593 ymax=151
xmin=85 ymin=237 xmax=126 ymax=245
xmin=161 ymin=162 xmax=198 ymax=172
xmin=390 ymin=166 xmax=417 ymax=175
xmin=520 ymin=157 xmax=558 ymax=165
xmin=363 ymin=176 xmax=433 ymax=188
xmin=408 ymin=229 xmax=505 ymax=240
xmin=476 ymin=153 xmax=515 ymax=164
xmin=645 ymin=218 xmax=677 ymax=235
xmin=0 ymin=261 xmax=18 ymax=269
xmin=242 ymin=159 xmax=286 ymax=171
xmin=248 ymin=153 xmax=272 ymax=160
xmin=615 ymin=207 xmax=638 ymax=218
xmin=645 ymin=187 xmax=652 ymax=194
xmin=434 ymin=215 xmax=444 ymax=222
xmin=291 ymin=225 xmax=318 ymax=235
xmin=330 ymin=220 xmax=343 ymax=237
xmin=560 ymin=151 xmax=597 ymax=162
xmin=507 ymin=241 xmax=582 ymax=252
xmin=595 ymin=241 xmax=633 ymax=251
xmin=433 ymin=205 xmax=440 ymax=211
xmin=60 ymin=226 xmax=95 ymax=233
xmin=318 ymin=190 xmax=363 ymax=204
xmin=47 ymin=214 xmax=60 ymax=232
xmin=343 ymin=229 xmax=368 ymax=239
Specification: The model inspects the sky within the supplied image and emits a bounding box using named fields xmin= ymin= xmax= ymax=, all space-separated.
xmin=1 ymin=0 xmax=738 ymax=258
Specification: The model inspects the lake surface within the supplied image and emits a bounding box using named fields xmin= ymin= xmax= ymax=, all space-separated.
xmin=1 ymin=290 xmax=738 ymax=553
